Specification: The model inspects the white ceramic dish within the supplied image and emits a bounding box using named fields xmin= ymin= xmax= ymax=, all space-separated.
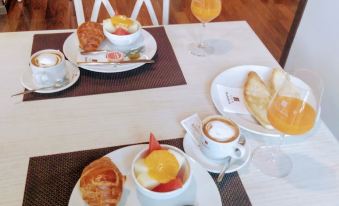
xmin=21 ymin=60 xmax=80 ymax=94
xmin=211 ymin=65 xmax=281 ymax=136
xmin=210 ymin=65 xmax=319 ymax=137
xmin=183 ymin=133 xmax=251 ymax=174
xmin=131 ymin=144 xmax=192 ymax=199
xmin=103 ymin=24 xmax=141 ymax=46
xmin=68 ymin=144 xmax=222 ymax=206
xmin=63 ymin=29 xmax=157 ymax=73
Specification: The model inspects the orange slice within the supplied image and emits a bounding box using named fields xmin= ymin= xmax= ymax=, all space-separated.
xmin=144 ymin=150 xmax=179 ymax=184
xmin=110 ymin=15 xmax=134 ymax=28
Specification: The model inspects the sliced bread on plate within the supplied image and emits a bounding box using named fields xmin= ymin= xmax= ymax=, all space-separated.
xmin=243 ymin=71 xmax=273 ymax=129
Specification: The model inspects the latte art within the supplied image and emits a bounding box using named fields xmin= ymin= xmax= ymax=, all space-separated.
xmin=203 ymin=118 xmax=239 ymax=142
xmin=31 ymin=52 xmax=62 ymax=68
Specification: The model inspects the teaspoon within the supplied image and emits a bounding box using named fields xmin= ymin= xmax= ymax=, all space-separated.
xmin=11 ymin=79 xmax=69 ymax=97
xmin=217 ymin=136 xmax=246 ymax=182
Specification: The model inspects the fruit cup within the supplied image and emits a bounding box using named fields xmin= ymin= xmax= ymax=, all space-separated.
xmin=131 ymin=142 xmax=192 ymax=199
xmin=103 ymin=15 xmax=141 ymax=46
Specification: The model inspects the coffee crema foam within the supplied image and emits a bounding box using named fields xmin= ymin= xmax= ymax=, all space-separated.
xmin=31 ymin=52 xmax=62 ymax=68
xmin=203 ymin=118 xmax=239 ymax=142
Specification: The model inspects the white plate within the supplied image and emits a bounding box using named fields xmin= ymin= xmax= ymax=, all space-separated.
xmin=183 ymin=133 xmax=251 ymax=174
xmin=68 ymin=144 xmax=222 ymax=206
xmin=211 ymin=65 xmax=280 ymax=136
xmin=63 ymin=29 xmax=157 ymax=73
xmin=211 ymin=65 xmax=322 ymax=138
xmin=20 ymin=60 xmax=80 ymax=94
xmin=210 ymin=65 xmax=318 ymax=137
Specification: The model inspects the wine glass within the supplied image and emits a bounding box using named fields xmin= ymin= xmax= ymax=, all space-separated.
xmin=252 ymin=69 xmax=323 ymax=178
xmin=190 ymin=0 xmax=222 ymax=56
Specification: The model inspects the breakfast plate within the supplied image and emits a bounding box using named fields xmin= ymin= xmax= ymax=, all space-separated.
xmin=21 ymin=60 xmax=80 ymax=93
xmin=68 ymin=144 xmax=222 ymax=206
xmin=210 ymin=65 xmax=319 ymax=137
xmin=211 ymin=65 xmax=280 ymax=136
xmin=183 ymin=133 xmax=251 ymax=173
xmin=63 ymin=29 xmax=157 ymax=73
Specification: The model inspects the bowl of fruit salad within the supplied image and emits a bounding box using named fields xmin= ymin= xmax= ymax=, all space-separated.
xmin=131 ymin=133 xmax=192 ymax=199
xmin=103 ymin=15 xmax=141 ymax=46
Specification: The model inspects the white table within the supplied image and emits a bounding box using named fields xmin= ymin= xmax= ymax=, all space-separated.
xmin=0 ymin=21 xmax=338 ymax=206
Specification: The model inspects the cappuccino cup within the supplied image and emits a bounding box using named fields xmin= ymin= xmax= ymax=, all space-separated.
xmin=181 ymin=114 xmax=245 ymax=160
xmin=30 ymin=49 xmax=66 ymax=86
xmin=200 ymin=116 xmax=245 ymax=160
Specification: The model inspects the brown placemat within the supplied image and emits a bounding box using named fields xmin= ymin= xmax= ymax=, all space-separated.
xmin=23 ymin=27 xmax=186 ymax=101
xmin=22 ymin=138 xmax=251 ymax=206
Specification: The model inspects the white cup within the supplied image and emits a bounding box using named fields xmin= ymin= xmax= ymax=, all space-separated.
xmin=181 ymin=114 xmax=246 ymax=160
xmin=30 ymin=49 xmax=66 ymax=86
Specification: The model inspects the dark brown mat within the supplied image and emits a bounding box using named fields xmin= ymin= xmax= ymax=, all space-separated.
xmin=22 ymin=138 xmax=251 ymax=206
xmin=23 ymin=27 xmax=186 ymax=101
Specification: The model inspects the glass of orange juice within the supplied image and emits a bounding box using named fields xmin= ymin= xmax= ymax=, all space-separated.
xmin=252 ymin=69 xmax=323 ymax=178
xmin=189 ymin=0 xmax=221 ymax=56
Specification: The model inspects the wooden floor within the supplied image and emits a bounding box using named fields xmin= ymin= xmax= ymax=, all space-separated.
xmin=0 ymin=0 xmax=300 ymax=64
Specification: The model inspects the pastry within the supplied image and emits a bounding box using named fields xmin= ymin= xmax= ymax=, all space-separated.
xmin=77 ymin=22 xmax=105 ymax=52
xmin=243 ymin=71 xmax=273 ymax=129
xmin=80 ymin=157 xmax=125 ymax=206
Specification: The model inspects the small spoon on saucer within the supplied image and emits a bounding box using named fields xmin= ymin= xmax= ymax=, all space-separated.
xmin=11 ymin=79 xmax=70 ymax=97
xmin=217 ymin=136 xmax=246 ymax=182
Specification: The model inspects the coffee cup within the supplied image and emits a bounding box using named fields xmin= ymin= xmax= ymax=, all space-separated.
xmin=181 ymin=114 xmax=245 ymax=160
xmin=30 ymin=49 xmax=66 ymax=86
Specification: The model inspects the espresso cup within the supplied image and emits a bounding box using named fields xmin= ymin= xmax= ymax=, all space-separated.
xmin=30 ymin=49 xmax=66 ymax=86
xmin=199 ymin=115 xmax=245 ymax=160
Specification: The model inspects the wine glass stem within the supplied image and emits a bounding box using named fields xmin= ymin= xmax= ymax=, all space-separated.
xmin=198 ymin=23 xmax=207 ymax=48
xmin=271 ymin=134 xmax=285 ymax=159
xmin=278 ymin=134 xmax=285 ymax=149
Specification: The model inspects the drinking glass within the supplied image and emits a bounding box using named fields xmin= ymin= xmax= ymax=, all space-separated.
xmin=252 ymin=69 xmax=323 ymax=178
xmin=190 ymin=0 xmax=222 ymax=56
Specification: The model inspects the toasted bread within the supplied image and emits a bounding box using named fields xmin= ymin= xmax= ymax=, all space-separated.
xmin=243 ymin=71 xmax=273 ymax=129
xmin=269 ymin=68 xmax=300 ymax=98
xmin=269 ymin=68 xmax=287 ymax=95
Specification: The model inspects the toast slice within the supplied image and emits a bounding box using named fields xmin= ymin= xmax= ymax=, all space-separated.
xmin=269 ymin=68 xmax=287 ymax=95
xmin=243 ymin=71 xmax=273 ymax=129
xmin=269 ymin=68 xmax=300 ymax=98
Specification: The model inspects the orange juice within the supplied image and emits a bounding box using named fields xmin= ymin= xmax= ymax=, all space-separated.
xmin=267 ymin=96 xmax=316 ymax=135
xmin=191 ymin=0 xmax=221 ymax=23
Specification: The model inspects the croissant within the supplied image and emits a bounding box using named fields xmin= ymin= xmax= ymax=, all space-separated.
xmin=77 ymin=22 xmax=105 ymax=52
xmin=80 ymin=157 xmax=125 ymax=206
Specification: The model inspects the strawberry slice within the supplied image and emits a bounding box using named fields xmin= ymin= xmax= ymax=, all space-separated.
xmin=113 ymin=27 xmax=130 ymax=35
xmin=152 ymin=178 xmax=183 ymax=192
xmin=148 ymin=132 xmax=161 ymax=155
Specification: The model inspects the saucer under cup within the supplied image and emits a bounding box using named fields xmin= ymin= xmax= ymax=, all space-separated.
xmin=183 ymin=133 xmax=251 ymax=173
xmin=21 ymin=60 xmax=80 ymax=94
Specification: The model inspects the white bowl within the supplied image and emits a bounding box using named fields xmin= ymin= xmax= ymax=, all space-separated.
xmin=131 ymin=144 xmax=192 ymax=199
xmin=103 ymin=23 xmax=141 ymax=46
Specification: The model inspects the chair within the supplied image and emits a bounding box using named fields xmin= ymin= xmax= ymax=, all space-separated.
xmin=131 ymin=0 xmax=170 ymax=25
xmin=73 ymin=0 xmax=170 ymax=26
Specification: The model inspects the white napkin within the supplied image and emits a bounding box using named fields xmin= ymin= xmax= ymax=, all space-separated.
xmin=77 ymin=53 xmax=108 ymax=63
xmin=216 ymin=84 xmax=250 ymax=115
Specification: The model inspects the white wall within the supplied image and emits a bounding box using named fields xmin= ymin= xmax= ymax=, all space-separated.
xmin=285 ymin=0 xmax=339 ymax=138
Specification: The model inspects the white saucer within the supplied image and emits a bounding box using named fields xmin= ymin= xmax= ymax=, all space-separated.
xmin=20 ymin=60 xmax=80 ymax=94
xmin=183 ymin=133 xmax=251 ymax=174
